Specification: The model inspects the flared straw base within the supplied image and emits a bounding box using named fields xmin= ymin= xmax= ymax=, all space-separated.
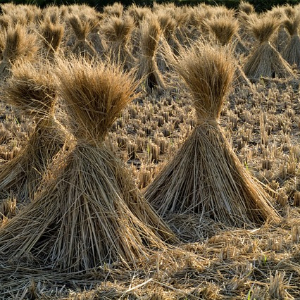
xmin=146 ymin=123 xmax=280 ymax=228
xmin=0 ymin=117 xmax=65 ymax=207
xmin=0 ymin=143 xmax=174 ymax=271
xmin=244 ymin=42 xmax=294 ymax=79
xmin=283 ymin=34 xmax=300 ymax=69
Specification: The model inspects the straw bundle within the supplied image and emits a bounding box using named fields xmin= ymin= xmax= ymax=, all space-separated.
xmin=1 ymin=4 xmax=40 ymax=26
xmin=145 ymin=43 xmax=280 ymax=227
xmin=238 ymin=1 xmax=255 ymax=15
xmin=88 ymin=16 xmax=107 ymax=57
xmin=283 ymin=5 xmax=296 ymax=19
xmin=42 ymin=5 xmax=61 ymax=24
xmin=244 ymin=15 xmax=294 ymax=79
xmin=40 ymin=18 xmax=64 ymax=61
xmin=0 ymin=63 xmax=65 ymax=209
xmin=127 ymin=4 xmax=150 ymax=26
xmin=205 ymin=17 xmax=251 ymax=87
xmin=68 ymin=15 xmax=96 ymax=58
xmin=103 ymin=2 xmax=124 ymax=18
xmin=0 ymin=24 xmax=38 ymax=81
xmin=137 ymin=17 xmax=166 ymax=93
xmin=283 ymin=14 xmax=300 ymax=68
xmin=0 ymin=58 xmax=175 ymax=271
xmin=102 ymin=16 xmax=135 ymax=70
xmin=0 ymin=15 xmax=11 ymax=31
xmin=206 ymin=17 xmax=238 ymax=46
xmin=157 ymin=12 xmax=181 ymax=56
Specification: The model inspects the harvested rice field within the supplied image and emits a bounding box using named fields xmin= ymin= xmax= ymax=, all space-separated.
xmin=0 ymin=1 xmax=300 ymax=299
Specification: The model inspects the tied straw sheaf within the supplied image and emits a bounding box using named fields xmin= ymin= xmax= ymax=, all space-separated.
xmin=0 ymin=62 xmax=66 ymax=216
xmin=146 ymin=43 xmax=281 ymax=228
xmin=137 ymin=15 xmax=166 ymax=93
xmin=102 ymin=16 xmax=135 ymax=70
xmin=0 ymin=24 xmax=38 ymax=80
xmin=283 ymin=12 xmax=300 ymax=69
xmin=205 ymin=15 xmax=252 ymax=88
xmin=40 ymin=17 xmax=64 ymax=61
xmin=244 ymin=14 xmax=295 ymax=79
xmin=0 ymin=58 xmax=176 ymax=272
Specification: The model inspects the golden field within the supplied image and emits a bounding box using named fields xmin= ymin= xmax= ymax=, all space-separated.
xmin=0 ymin=2 xmax=300 ymax=299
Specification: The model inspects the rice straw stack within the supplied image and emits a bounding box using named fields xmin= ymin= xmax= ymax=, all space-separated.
xmin=40 ymin=18 xmax=64 ymax=61
xmin=0 ymin=15 xmax=11 ymax=31
xmin=157 ymin=11 xmax=181 ymax=55
xmin=238 ymin=1 xmax=255 ymax=15
xmin=283 ymin=14 xmax=300 ymax=68
xmin=103 ymin=2 xmax=124 ymax=18
xmin=244 ymin=14 xmax=294 ymax=79
xmin=88 ymin=16 xmax=107 ymax=58
xmin=0 ymin=58 xmax=176 ymax=271
xmin=127 ymin=4 xmax=150 ymax=26
xmin=145 ymin=43 xmax=280 ymax=228
xmin=0 ymin=3 xmax=40 ymax=26
xmin=68 ymin=15 xmax=96 ymax=58
xmin=0 ymin=24 xmax=38 ymax=81
xmin=206 ymin=17 xmax=238 ymax=46
xmin=102 ymin=16 xmax=135 ymax=70
xmin=137 ymin=16 xmax=166 ymax=93
xmin=0 ymin=63 xmax=66 ymax=208
xmin=206 ymin=17 xmax=252 ymax=88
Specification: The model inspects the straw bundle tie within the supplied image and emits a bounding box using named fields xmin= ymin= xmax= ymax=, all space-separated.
xmin=196 ymin=119 xmax=219 ymax=127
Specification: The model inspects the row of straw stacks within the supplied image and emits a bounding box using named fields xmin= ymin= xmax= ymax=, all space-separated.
xmin=0 ymin=0 xmax=297 ymax=285
xmin=1 ymin=2 xmax=300 ymax=85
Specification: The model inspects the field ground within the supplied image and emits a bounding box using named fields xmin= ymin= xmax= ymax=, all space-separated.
xmin=1 ymin=76 xmax=300 ymax=299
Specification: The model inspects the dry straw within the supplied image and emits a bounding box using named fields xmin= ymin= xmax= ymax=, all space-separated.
xmin=157 ymin=11 xmax=181 ymax=56
xmin=238 ymin=1 xmax=255 ymax=15
xmin=0 ymin=15 xmax=11 ymax=31
xmin=40 ymin=18 xmax=64 ymax=61
xmin=101 ymin=16 xmax=135 ymax=70
xmin=205 ymin=17 xmax=252 ymax=88
xmin=127 ymin=4 xmax=151 ymax=26
xmin=0 ymin=24 xmax=38 ymax=81
xmin=0 ymin=58 xmax=176 ymax=271
xmin=145 ymin=43 xmax=280 ymax=228
xmin=206 ymin=16 xmax=238 ymax=46
xmin=0 ymin=62 xmax=66 ymax=211
xmin=282 ymin=13 xmax=300 ymax=68
xmin=88 ymin=15 xmax=107 ymax=58
xmin=103 ymin=2 xmax=124 ymax=18
xmin=137 ymin=16 xmax=166 ymax=93
xmin=68 ymin=15 xmax=97 ymax=58
xmin=244 ymin=14 xmax=294 ymax=79
xmin=0 ymin=3 xmax=40 ymax=26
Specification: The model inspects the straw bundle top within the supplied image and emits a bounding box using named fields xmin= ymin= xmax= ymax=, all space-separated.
xmin=4 ymin=63 xmax=57 ymax=117
xmin=140 ymin=17 xmax=161 ymax=57
xmin=206 ymin=17 xmax=239 ymax=46
xmin=41 ymin=19 xmax=64 ymax=52
xmin=102 ymin=16 xmax=134 ymax=44
xmin=174 ymin=43 xmax=234 ymax=122
xmin=69 ymin=15 xmax=92 ymax=41
xmin=248 ymin=15 xmax=280 ymax=43
xmin=239 ymin=1 xmax=255 ymax=15
xmin=56 ymin=58 xmax=137 ymax=143
xmin=2 ymin=24 xmax=37 ymax=63
xmin=157 ymin=13 xmax=176 ymax=38
xmin=284 ymin=14 xmax=300 ymax=36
